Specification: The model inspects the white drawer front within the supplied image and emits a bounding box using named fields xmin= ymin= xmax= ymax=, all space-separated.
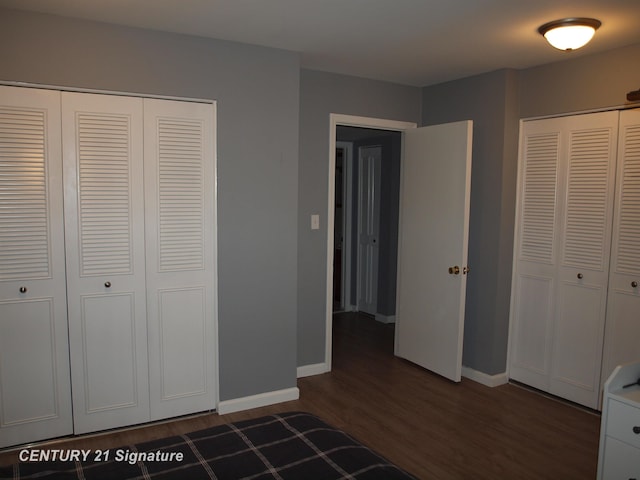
xmin=602 ymin=437 xmax=640 ymax=479
xmin=607 ymin=400 xmax=640 ymax=449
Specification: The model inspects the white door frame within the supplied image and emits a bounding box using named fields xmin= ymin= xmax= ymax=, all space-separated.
xmin=326 ymin=114 xmax=417 ymax=371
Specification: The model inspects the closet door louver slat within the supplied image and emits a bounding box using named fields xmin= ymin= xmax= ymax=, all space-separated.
xmin=563 ymin=128 xmax=615 ymax=270
xmin=614 ymin=123 xmax=640 ymax=275
xmin=0 ymin=108 xmax=50 ymax=279
xmin=76 ymin=113 xmax=133 ymax=276
xmin=519 ymin=133 xmax=559 ymax=264
xmin=157 ymin=117 xmax=205 ymax=271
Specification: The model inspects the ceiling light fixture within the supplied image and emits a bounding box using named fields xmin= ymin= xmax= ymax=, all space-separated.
xmin=538 ymin=18 xmax=601 ymax=51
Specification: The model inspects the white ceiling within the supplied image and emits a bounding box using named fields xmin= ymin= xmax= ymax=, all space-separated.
xmin=2 ymin=0 xmax=640 ymax=87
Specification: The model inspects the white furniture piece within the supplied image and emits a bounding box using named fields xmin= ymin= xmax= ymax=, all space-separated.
xmin=0 ymin=85 xmax=217 ymax=447
xmin=509 ymin=109 xmax=640 ymax=410
xmin=597 ymin=362 xmax=640 ymax=479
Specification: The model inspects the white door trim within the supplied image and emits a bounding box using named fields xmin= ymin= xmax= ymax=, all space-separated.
xmin=325 ymin=114 xmax=417 ymax=372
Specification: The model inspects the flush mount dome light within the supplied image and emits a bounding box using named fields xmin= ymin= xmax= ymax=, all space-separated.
xmin=538 ymin=18 xmax=601 ymax=51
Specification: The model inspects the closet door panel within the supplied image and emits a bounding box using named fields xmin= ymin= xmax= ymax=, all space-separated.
xmin=509 ymin=118 xmax=561 ymax=387
xmin=156 ymin=287 xmax=206 ymax=399
xmin=62 ymin=92 xmax=149 ymax=434
xmin=509 ymin=274 xmax=554 ymax=389
xmin=0 ymin=86 xmax=72 ymax=448
xmin=80 ymin=293 xmax=139 ymax=411
xmin=144 ymin=98 xmax=217 ymax=420
xmin=602 ymin=109 xmax=640 ymax=384
xmin=551 ymin=112 xmax=618 ymax=409
xmin=551 ymin=281 xmax=608 ymax=407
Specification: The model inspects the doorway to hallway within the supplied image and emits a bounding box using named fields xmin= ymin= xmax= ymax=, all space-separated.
xmin=332 ymin=126 xmax=402 ymax=322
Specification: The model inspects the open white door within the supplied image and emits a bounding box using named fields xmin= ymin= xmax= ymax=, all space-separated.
xmin=395 ymin=120 xmax=473 ymax=382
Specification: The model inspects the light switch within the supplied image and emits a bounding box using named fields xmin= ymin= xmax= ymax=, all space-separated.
xmin=311 ymin=214 xmax=320 ymax=230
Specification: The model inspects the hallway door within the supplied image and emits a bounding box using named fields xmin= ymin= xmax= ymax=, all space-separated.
xmin=357 ymin=145 xmax=381 ymax=315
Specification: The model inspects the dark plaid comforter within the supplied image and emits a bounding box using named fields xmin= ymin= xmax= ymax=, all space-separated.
xmin=1 ymin=412 xmax=416 ymax=479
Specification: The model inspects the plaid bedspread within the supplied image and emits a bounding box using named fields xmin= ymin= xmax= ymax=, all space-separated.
xmin=1 ymin=412 xmax=416 ymax=479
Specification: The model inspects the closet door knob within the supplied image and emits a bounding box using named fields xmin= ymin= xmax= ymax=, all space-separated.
xmin=633 ymin=426 xmax=640 ymax=434
xmin=577 ymin=273 xmax=583 ymax=279
xmin=632 ymin=281 xmax=638 ymax=288
xmin=104 ymin=281 xmax=111 ymax=288
xmin=19 ymin=286 xmax=27 ymax=293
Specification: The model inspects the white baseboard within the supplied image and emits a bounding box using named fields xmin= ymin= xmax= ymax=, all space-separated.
xmin=217 ymin=387 xmax=300 ymax=415
xmin=374 ymin=313 xmax=396 ymax=324
xmin=297 ymin=362 xmax=331 ymax=378
xmin=462 ymin=366 xmax=508 ymax=387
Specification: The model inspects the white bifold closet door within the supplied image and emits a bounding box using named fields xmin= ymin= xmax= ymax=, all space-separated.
xmin=143 ymin=98 xmax=217 ymax=421
xmin=63 ymin=92 xmax=217 ymax=434
xmin=0 ymin=86 xmax=73 ymax=448
xmin=62 ymin=92 xmax=150 ymax=434
xmin=601 ymin=108 xmax=640 ymax=384
xmin=509 ymin=111 xmax=618 ymax=409
xmin=549 ymin=111 xmax=618 ymax=408
xmin=0 ymin=86 xmax=217 ymax=445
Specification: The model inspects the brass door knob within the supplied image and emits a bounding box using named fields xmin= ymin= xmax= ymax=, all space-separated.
xmin=448 ymin=266 xmax=460 ymax=275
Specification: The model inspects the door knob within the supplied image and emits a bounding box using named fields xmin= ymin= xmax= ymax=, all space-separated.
xmin=577 ymin=273 xmax=583 ymax=279
xmin=463 ymin=266 xmax=471 ymax=275
xmin=448 ymin=266 xmax=460 ymax=275
xmin=632 ymin=281 xmax=638 ymax=288
xmin=19 ymin=286 xmax=27 ymax=293
xmin=104 ymin=281 xmax=111 ymax=288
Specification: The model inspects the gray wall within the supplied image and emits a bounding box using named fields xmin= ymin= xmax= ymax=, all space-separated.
xmin=0 ymin=8 xmax=300 ymax=402
xmin=421 ymin=43 xmax=640 ymax=376
xmin=297 ymin=69 xmax=421 ymax=367
xmin=519 ymin=43 xmax=640 ymax=118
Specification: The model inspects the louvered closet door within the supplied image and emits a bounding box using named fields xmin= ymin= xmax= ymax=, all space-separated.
xmin=601 ymin=108 xmax=640 ymax=385
xmin=143 ymin=98 xmax=217 ymax=420
xmin=509 ymin=116 xmax=563 ymax=392
xmin=0 ymin=86 xmax=73 ymax=448
xmin=62 ymin=92 xmax=149 ymax=434
xmin=550 ymin=111 xmax=618 ymax=409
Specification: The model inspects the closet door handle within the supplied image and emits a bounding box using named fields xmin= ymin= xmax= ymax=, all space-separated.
xmin=577 ymin=273 xmax=583 ymax=279
xmin=104 ymin=281 xmax=111 ymax=288
xmin=632 ymin=281 xmax=638 ymax=288
xmin=633 ymin=426 xmax=640 ymax=434
xmin=19 ymin=286 xmax=27 ymax=293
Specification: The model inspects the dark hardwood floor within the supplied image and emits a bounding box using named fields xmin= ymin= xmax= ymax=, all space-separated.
xmin=1 ymin=312 xmax=601 ymax=479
